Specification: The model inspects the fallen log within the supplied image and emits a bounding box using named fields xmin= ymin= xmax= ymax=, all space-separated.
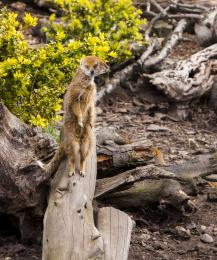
xmin=97 ymin=139 xmax=152 ymax=176
xmin=144 ymin=43 xmax=217 ymax=102
xmin=95 ymin=152 xmax=217 ymax=214
xmin=0 ymin=102 xmax=55 ymax=241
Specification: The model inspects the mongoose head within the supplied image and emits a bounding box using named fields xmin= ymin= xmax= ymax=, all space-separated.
xmin=80 ymin=56 xmax=109 ymax=78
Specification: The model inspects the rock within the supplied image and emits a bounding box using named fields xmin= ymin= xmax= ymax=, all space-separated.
xmin=139 ymin=233 xmax=151 ymax=241
xmin=208 ymin=191 xmax=217 ymax=202
xmin=200 ymin=225 xmax=207 ymax=233
xmin=157 ymin=251 xmax=169 ymax=260
xmin=205 ymin=174 xmax=217 ymax=181
xmin=186 ymin=222 xmax=199 ymax=235
xmin=146 ymin=124 xmax=171 ymax=132
xmin=153 ymin=241 xmax=164 ymax=250
xmin=213 ymin=227 xmax=217 ymax=236
xmin=175 ymin=226 xmax=191 ymax=240
xmin=118 ymin=108 xmax=128 ymax=113
xmin=200 ymin=233 xmax=214 ymax=243
xmin=177 ymin=250 xmax=186 ymax=255
xmin=96 ymin=106 xmax=103 ymax=115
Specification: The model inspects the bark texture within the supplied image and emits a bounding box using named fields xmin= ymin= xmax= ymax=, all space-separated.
xmin=145 ymin=43 xmax=217 ymax=101
xmin=42 ymin=132 xmax=133 ymax=260
xmin=0 ymin=103 xmax=55 ymax=240
xmin=95 ymin=152 xmax=217 ymax=213
xmin=42 ymin=133 xmax=105 ymax=259
xmin=97 ymin=139 xmax=152 ymax=176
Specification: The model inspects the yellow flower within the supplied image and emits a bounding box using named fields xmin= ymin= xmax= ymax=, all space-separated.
xmin=24 ymin=13 xmax=38 ymax=27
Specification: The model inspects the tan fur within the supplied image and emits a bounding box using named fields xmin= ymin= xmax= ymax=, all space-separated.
xmin=150 ymin=147 xmax=166 ymax=166
xmin=46 ymin=56 xmax=109 ymax=177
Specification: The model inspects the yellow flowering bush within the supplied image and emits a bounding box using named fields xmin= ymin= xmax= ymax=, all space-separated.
xmin=0 ymin=8 xmax=81 ymax=127
xmin=47 ymin=0 xmax=146 ymax=61
xmin=0 ymin=1 xmax=146 ymax=127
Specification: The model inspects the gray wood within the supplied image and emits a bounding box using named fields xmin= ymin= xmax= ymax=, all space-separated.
xmin=97 ymin=207 xmax=134 ymax=260
xmin=135 ymin=0 xmax=217 ymax=8
xmin=145 ymin=43 xmax=217 ymax=101
xmin=42 ymin=131 xmax=134 ymax=259
xmin=42 ymin=133 xmax=105 ymax=260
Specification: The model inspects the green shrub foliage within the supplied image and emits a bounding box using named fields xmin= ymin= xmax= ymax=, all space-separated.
xmin=0 ymin=2 xmax=146 ymax=127
xmin=47 ymin=0 xmax=146 ymax=60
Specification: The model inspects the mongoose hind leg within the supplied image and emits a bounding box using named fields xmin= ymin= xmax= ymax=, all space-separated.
xmin=65 ymin=140 xmax=79 ymax=177
xmin=80 ymin=127 xmax=92 ymax=177
xmin=68 ymin=159 xmax=76 ymax=177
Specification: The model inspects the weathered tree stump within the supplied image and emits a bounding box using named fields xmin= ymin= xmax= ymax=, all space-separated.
xmin=42 ymin=131 xmax=134 ymax=259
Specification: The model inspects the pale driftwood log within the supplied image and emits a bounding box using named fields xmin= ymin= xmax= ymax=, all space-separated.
xmin=42 ymin=131 xmax=134 ymax=259
xmin=97 ymin=207 xmax=134 ymax=260
xmin=145 ymin=43 xmax=217 ymax=101
xmin=0 ymin=103 xmax=56 ymax=241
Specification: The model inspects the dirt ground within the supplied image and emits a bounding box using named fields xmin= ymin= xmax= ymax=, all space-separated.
xmin=0 ymin=1 xmax=217 ymax=260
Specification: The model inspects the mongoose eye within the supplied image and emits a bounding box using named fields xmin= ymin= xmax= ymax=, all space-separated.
xmin=93 ymin=64 xmax=98 ymax=69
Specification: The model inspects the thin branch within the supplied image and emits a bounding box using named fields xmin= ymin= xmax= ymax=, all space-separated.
xmin=149 ymin=0 xmax=167 ymax=16
xmin=146 ymin=0 xmax=151 ymax=12
xmin=145 ymin=4 xmax=172 ymax=40
xmin=169 ymin=1 xmax=209 ymax=12
xmin=143 ymin=19 xmax=187 ymax=68
xmin=168 ymin=14 xmax=203 ymax=20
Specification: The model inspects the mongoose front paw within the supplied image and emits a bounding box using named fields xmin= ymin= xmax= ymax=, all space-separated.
xmin=79 ymin=171 xmax=85 ymax=177
xmin=78 ymin=119 xmax=83 ymax=128
xmin=68 ymin=170 xmax=75 ymax=177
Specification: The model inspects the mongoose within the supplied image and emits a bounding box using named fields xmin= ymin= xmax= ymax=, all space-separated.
xmin=46 ymin=56 xmax=109 ymax=177
xmin=150 ymin=147 xmax=166 ymax=166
